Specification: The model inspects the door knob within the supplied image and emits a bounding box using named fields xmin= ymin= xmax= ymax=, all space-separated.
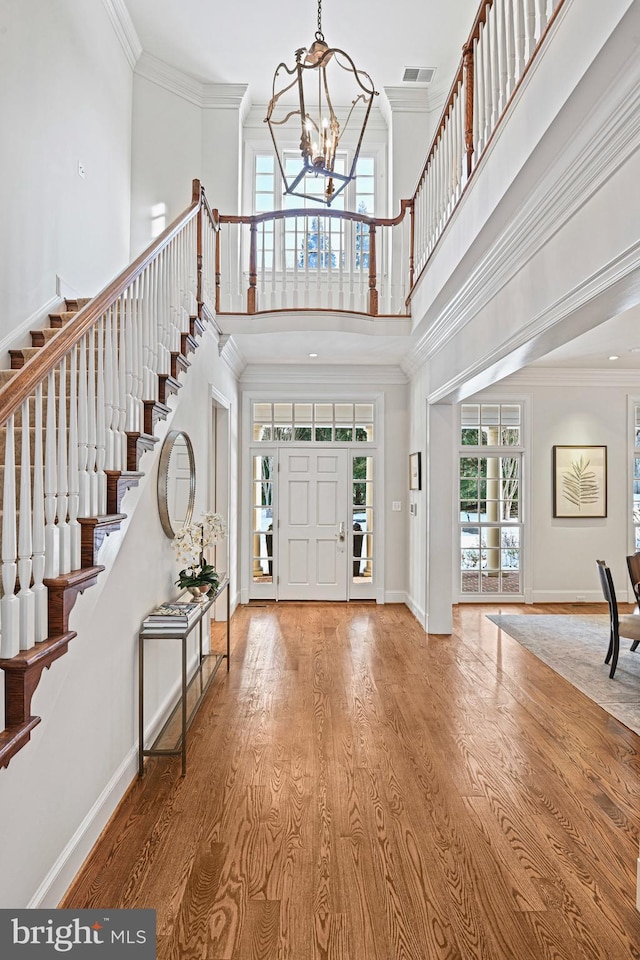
xmin=338 ymin=522 xmax=345 ymax=542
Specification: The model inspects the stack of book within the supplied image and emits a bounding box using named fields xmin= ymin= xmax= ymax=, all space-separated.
xmin=142 ymin=602 xmax=201 ymax=633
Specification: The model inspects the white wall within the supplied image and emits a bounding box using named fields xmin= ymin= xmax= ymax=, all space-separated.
xmin=130 ymin=74 xmax=203 ymax=256
xmin=0 ymin=330 xmax=239 ymax=908
xmin=0 ymin=0 xmax=133 ymax=343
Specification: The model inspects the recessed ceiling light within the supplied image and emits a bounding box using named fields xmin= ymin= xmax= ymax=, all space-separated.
xmin=309 ymin=352 xmax=318 ymax=358
xmin=609 ymin=355 xmax=620 ymax=360
xmin=630 ymin=347 xmax=640 ymax=353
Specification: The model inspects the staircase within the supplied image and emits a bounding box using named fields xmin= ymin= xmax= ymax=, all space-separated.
xmin=0 ymin=180 xmax=218 ymax=768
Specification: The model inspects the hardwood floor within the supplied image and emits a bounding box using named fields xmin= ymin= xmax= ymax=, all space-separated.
xmin=61 ymin=602 xmax=640 ymax=959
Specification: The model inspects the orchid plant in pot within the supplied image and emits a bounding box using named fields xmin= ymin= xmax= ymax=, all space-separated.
xmin=172 ymin=511 xmax=227 ymax=599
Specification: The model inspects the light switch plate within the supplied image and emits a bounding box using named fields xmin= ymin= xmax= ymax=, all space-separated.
xmin=392 ymin=501 xmax=401 ymax=512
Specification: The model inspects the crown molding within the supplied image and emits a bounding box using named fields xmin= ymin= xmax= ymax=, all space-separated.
xmin=240 ymin=363 xmax=408 ymax=385
xmin=383 ymin=81 xmax=449 ymax=115
xmin=134 ymin=52 xmax=250 ymax=114
xmin=218 ymin=335 xmax=247 ymax=378
xmin=135 ymin=52 xmax=204 ymax=106
xmin=495 ymin=366 xmax=640 ymax=388
xmin=201 ymin=84 xmax=251 ymax=113
xmin=102 ymin=0 xmax=142 ymax=70
xmin=403 ymin=52 xmax=640 ymax=382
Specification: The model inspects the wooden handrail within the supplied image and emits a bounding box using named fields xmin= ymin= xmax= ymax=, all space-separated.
xmin=0 ymin=180 xmax=206 ymax=428
xmin=220 ymin=201 xmax=411 ymax=230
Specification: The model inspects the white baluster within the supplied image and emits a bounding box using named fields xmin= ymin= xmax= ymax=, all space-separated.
xmin=304 ymin=215 xmax=310 ymax=308
xmin=44 ymin=372 xmax=59 ymax=578
xmin=95 ymin=316 xmax=107 ymax=516
xmin=68 ymin=345 xmax=81 ymax=571
xmin=535 ymin=0 xmax=547 ymax=40
xmin=114 ymin=298 xmax=125 ymax=471
xmin=57 ymin=356 xmax=71 ymax=575
xmin=77 ymin=334 xmax=89 ymax=518
xmin=497 ymin=0 xmax=508 ymax=114
xmin=1 ymin=414 xmax=19 ymax=658
xmin=327 ymin=218 xmax=333 ymax=310
xmin=524 ymin=0 xmax=536 ymax=60
xmin=505 ymin=0 xmax=516 ymax=100
xmin=514 ymin=0 xmax=526 ymax=82
xmin=483 ymin=14 xmax=494 ymax=141
xmin=338 ymin=215 xmax=344 ymax=311
xmin=293 ymin=217 xmax=299 ymax=309
xmin=32 ymin=385 xmax=46 ymax=643
xmin=489 ymin=3 xmax=500 ymax=131
xmin=86 ymin=325 xmax=98 ymax=516
xmin=103 ymin=306 xmax=114 ymax=474
xmin=17 ymin=400 xmax=34 ymax=650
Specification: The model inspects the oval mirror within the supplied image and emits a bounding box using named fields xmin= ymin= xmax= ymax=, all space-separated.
xmin=157 ymin=431 xmax=196 ymax=538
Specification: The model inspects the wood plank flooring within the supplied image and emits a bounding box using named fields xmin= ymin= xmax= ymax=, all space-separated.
xmin=61 ymin=602 xmax=640 ymax=959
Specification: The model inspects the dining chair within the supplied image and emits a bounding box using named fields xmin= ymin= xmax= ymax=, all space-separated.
xmin=596 ymin=560 xmax=640 ymax=678
xmin=626 ymin=552 xmax=640 ymax=610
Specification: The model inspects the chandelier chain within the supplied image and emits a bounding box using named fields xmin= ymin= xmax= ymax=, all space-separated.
xmin=316 ymin=0 xmax=323 ymax=40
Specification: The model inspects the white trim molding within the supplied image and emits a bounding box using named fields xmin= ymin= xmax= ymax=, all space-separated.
xmin=102 ymin=0 xmax=142 ymax=69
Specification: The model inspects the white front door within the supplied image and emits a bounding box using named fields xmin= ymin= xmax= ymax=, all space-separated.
xmin=278 ymin=448 xmax=349 ymax=600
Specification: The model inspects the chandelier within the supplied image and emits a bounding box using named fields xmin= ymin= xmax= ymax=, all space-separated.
xmin=264 ymin=0 xmax=378 ymax=206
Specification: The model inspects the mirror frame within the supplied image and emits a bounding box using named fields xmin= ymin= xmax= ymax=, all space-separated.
xmin=157 ymin=430 xmax=196 ymax=538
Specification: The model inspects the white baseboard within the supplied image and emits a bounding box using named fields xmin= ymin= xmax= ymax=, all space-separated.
xmin=637 ymin=856 xmax=640 ymax=912
xmin=531 ymin=590 xmax=604 ymax=604
xmin=29 ymin=746 xmax=138 ymax=908
xmin=29 ymin=665 xmax=198 ymax=908
xmin=384 ymin=590 xmax=407 ymax=605
xmin=405 ymin=594 xmax=426 ymax=630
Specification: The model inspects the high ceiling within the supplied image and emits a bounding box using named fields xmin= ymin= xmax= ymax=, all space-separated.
xmin=125 ymin=0 xmax=476 ymax=103
xmin=123 ymin=0 xmax=638 ymax=376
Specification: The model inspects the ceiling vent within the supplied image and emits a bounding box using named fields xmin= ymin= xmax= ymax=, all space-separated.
xmin=402 ymin=66 xmax=435 ymax=84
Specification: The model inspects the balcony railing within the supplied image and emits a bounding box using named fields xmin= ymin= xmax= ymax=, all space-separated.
xmin=217 ymin=0 xmax=565 ymax=318
xmin=217 ymin=205 xmax=412 ymax=317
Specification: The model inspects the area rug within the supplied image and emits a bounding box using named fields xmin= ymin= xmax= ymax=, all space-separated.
xmin=486 ymin=614 xmax=640 ymax=737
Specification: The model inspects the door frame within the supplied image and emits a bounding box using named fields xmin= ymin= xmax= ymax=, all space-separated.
xmin=241 ymin=389 xmax=385 ymax=605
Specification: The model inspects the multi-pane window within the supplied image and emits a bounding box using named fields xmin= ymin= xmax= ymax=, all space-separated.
xmin=254 ymin=153 xmax=375 ymax=270
xmin=459 ymin=403 xmax=523 ymax=596
xmin=252 ymin=454 xmax=274 ymax=583
xmin=353 ymin=455 xmax=373 ymax=583
xmin=252 ymin=401 xmax=374 ymax=443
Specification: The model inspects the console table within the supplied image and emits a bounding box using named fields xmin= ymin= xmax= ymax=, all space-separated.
xmin=138 ymin=577 xmax=230 ymax=776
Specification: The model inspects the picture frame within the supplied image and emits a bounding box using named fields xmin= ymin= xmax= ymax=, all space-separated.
xmin=409 ymin=451 xmax=422 ymax=491
xmin=552 ymin=445 xmax=607 ymax=518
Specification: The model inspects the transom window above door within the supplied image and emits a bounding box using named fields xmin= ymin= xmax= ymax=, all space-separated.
xmin=252 ymin=401 xmax=374 ymax=442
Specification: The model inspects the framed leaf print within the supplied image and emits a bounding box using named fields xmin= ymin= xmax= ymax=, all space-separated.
xmin=553 ymin=445 xmax=607 ymax=518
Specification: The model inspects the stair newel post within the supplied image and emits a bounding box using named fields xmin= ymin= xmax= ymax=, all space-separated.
xmin=0 ymin=415 xmax=19 ymax=658
xmin=44 ymin=371 xmax=60 ymax=579
xmin=68 ymin=344 xmax=81 ymax=572
xmin=57 ymin=355 xmax=71 ymax=575
xmin=77 ymin=333 xmax=90 ymax=519
xmin=463 ymin=40 xmax=475 ymax=179
xmin=32 ymin=384 xmax=46 ymax=643
xmin=17 ymin=397 xmax=34 ymax=650
xmin=368 ymin=223 xmax=378 ymax=316
xmin=248 ymin=221 xmax=258 ymax=314
xmin=95 ymin=314 xmax=107 ymax=516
